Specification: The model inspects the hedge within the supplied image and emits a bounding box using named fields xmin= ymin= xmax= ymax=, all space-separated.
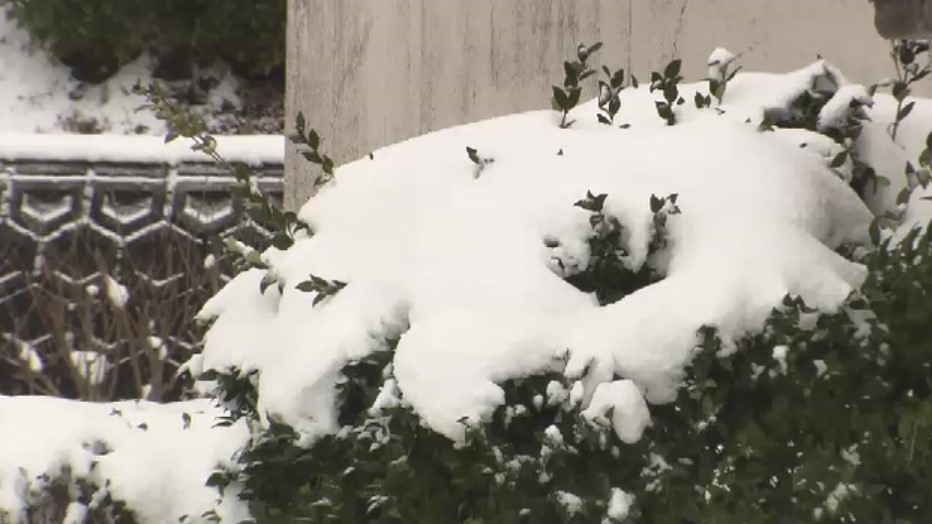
xmin=5 ymin=0 xmax=285 ymax=83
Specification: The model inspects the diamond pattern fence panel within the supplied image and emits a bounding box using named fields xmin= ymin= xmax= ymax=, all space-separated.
xmin=0 ymin=152 xmax=282 ymax=401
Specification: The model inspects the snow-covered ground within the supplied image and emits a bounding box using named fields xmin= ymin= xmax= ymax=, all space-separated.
xmin=0 ymin=6 xmax=241 ymax=135
xmin=4 ymin=47 xmax=932 ymax=522
xmin=0 ymin=397 xmax=249 ymax=523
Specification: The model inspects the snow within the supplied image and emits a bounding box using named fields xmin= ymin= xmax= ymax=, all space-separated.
xmin=707 ymin=47 xmax=738 ymax=81
xmin=818 ymin=84 xmax=872 ymax=132
xmin=555 ymin=491 xmax=584 ymax=516
xmin=0 ymin=132 xmax=283 ymax=165
xmin=62 ymin=502 xmax=88 ymax=524
xmin=772 ymin=345 xmax=789 ymax=376
xmin=606 ymin=487 xmax=635 ymax=521
xmin=14 ymin=340 xmax=43 ymax=373
xmin=102 ymin=274 xmax=129 ymax=309
xmin=543 ymin=424 xmax=564 ymax=447
xmin=0 ymin=396 xmax=250 ymax=523
xmin=69 ymin=351 xmax=109 ymax=386
xmin=196 ymin=57 xmax=878 ymax=446
xmin=582 ymin=380 xmax=652 ymax=444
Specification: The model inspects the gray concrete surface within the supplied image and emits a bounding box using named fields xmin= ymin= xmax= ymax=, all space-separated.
xmin=285 ymin=0 xmax=919 ymax=209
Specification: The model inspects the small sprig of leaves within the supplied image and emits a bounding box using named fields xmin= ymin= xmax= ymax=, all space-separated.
xmin=137 ymin=83 xmax=311 ymax=255
xmin=896 ymin=161 xmax=932 ymax=208
xmin=650 ymin=59 xmax=685 ymax=125
xmin=707 ymin=52 xmax=741 ymax=106
xmin=888 ymin=40 xmax=931 ymax=141
xmin=597 ymin=66 xmax=627 ymax=126
xmin=290 ymin=111 xmax=337 ymax=188
xmin=295 ymin=274 xmax=348 ymax=306
xmin=552 ymin=42 xmax=602 ymax=129
xmin=466 ymin=146 xmax=495 ymax=179
xmin=570 ymin=191 xmax=637 ymax=305
xmin=895 ymin=131 xmax=932 ymax=211
xmin=197 ymin=367 xmax=260 ymax=425
xmin=649 ymin=193 xmax=681 ymax=253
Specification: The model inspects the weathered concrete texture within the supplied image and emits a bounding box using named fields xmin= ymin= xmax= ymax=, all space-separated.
xmin=286 ymin=0 xmax=916 ymax=209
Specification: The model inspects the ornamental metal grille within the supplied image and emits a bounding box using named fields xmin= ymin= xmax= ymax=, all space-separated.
xmin=0 ymin=158 xmax=282 ymax=399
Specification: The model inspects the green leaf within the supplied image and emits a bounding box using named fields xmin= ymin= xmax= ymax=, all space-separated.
xmin=295 ymin=280 xmax=316 ymax=293
xmin=302 ymin=150 xmax=322 ymax=164
xmin=726 ymin=65 xmax=743 ymax=82
xmin=898 ymin=101 xmax=916 ymax=121
xmin=694 ymin=92 xmax=707 ymax=108
xmin=612 ymin=68 xmax=625 ymax=88
xmin=663 ymin=83 xmax=678 ymax=104
xmin=868 ymin=218 xmax=881 ymax=246
xmin=920 ymin=148 xmax=932 ymax=167
xmin=563 ymin=62 xmax=579 ymax=87
xmin=306 ymin=129 xmax=320 ymax=150
xmin=270 ymin=233 xmax=293 ymax=251
xmin=466 ymin=146 xmax=481 ymax=164
xmin=321 ymin=156 xmax=335 ymax=175
xmin=552 ymin=86 xmax=569 ymax=110
xmin=830 ymin=151 xmax=848 ymax=168
xmin=295 ymin=111 xmax=306 ymax=134
xmin=650 ymin=195 xmax=665 ymax=213
xmin=918 ymin=169 xmax=932 ymax=188
xmin=650 ymin=71 xmax=663 ymax=87
xmin=897 ymin=187 xmax=912 ymax=206
xmin=893 ymin=81 xmax=910 ymax=102
xmin=259 ymin=271 xmax=278 ymax=294
xmin=567 ymin=87 xmax=581 ymax=108
xmin=664 ymin=59 xmax=682 ymax=79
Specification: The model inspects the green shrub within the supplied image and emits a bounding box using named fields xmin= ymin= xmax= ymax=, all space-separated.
xmin=5 ymin=0 xmax=285 ymax=83
xmin=6 ymin=0 xmax=151 ymax=83
xmin=192 ymin=0 xmax=286 ymax=78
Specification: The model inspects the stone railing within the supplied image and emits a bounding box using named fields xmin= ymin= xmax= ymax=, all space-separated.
xmin=0 ymin=134 xmax=283 ymax=397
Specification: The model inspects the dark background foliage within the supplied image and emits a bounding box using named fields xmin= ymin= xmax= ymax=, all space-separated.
xmin=5 ymin=0 xmax=285 ymax=83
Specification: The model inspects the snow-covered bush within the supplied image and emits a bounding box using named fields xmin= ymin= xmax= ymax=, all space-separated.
xmin=181 ymin=46 xmax=932 ymax=522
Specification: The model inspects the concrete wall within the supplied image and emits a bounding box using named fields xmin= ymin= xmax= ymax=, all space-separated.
xmin=285 ymin=0 xmax=912 ymax=208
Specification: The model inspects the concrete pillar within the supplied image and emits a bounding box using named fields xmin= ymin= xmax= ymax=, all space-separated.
xmin=285 ymin=0 xmax=911 ymax=209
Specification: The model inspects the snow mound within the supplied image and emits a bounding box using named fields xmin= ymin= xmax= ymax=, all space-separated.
xmin=0 ymin=397 xmax=249 ymax=523
xmin=198 ymin=59 xmax=874 ymax=443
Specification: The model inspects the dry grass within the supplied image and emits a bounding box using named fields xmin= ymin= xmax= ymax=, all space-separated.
xmin=1 ymin=229 xmax=236 ymax=402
